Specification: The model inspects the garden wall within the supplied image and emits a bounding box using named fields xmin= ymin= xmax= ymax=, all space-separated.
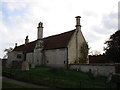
xmin=69 ymin=63 xmax=115 ymax=76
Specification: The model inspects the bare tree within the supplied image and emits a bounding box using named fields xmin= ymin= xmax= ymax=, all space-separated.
xmin=3 ymin=47 xmax=13 ymax=59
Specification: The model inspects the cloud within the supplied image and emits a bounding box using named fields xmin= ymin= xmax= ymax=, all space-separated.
xmin=1 ymin=0 xmax=36 ymax=3
xmin=102 ymin=12 xmax=118 ymax=30
xmin=83 ymin=10 xmax=98 ymax=18
xmin=83 ymin=11 xmax=118 ymax=54
xmin=4 ymin=2 xmax=27 ymax=12
xmin=89 ymin=40 xmax=106 ymax=53
xmin=91 ymin=12 xmax=118 ymax=36
xmin=0 ymin=0 xmax=119 ymax=58
xmin=85 ymin=31 xmax=102 ymax=43
xmin=0 ymin=2 xmax=31 ymax=58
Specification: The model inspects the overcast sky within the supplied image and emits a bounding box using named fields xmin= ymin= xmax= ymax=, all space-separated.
xmin=0 ymin=0 xmax=119 ymax=58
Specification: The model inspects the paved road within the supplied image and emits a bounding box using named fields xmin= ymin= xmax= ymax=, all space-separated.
xmin=2 ymin=77 xmax=60 ymax=89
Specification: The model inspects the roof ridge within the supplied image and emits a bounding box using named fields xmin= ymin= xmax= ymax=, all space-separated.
xmin=17 ymin=40 xmax=37 ymax=46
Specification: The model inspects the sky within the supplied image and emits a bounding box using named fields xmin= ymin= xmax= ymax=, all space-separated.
xmin=0 ymin=0 xmax=119 ymax=58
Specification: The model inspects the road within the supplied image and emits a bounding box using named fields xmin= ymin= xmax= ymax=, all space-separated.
xmin=2 ymin=76 xmax=60 ymax=89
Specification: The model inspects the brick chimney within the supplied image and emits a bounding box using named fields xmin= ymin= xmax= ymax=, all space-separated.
xmin=37 ymin=22 xmax=43 ymax=39
xmin=25 ymin=36 xmax=29 ymax=44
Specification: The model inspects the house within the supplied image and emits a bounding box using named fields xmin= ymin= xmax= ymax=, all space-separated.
xmin=7 ymin=16 xmax=88 ymax=68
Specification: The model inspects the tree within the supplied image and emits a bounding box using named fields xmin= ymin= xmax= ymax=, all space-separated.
xmin=79 ymin=42 xmax=89 ymax=63
xmin=3 ymin=47 xmax=13 ymax=59
xmin=104 ymin=30 xmax=120 ymax=63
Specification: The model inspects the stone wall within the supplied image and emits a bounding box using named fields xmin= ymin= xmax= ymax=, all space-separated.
xmin=69 ymin=63 xmax=115 ymax=76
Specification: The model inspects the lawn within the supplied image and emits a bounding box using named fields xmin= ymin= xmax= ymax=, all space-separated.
xmin=2 ymin=66 xmax=117 ymax=88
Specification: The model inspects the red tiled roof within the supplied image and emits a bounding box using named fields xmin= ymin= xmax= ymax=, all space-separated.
xmin=13 ymin=30 xmax=76 ymax=52
xmin=43 ymin=29 xmax=75 ymax=50
xmin=13 ymin=40 xmax=36 ymax=53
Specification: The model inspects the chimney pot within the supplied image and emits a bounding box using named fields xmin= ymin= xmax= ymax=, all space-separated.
xmin=38 ymin=22 xmax=43 ymax=28
xmin=75 ymin=16 xmax=81 ymax=18
xmin=37 ymin=22 xmax=43 ymax=39
xmin=15 ymin=43 xmax=17 ymax=47
xmin=75 ymin=16 xmax=81 ymax=27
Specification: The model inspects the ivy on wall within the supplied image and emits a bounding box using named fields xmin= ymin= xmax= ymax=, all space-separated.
xmin=79 ymin=42 xmax=89 ymax=63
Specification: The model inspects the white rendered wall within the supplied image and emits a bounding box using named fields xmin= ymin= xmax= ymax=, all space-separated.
xmin=26 ymin=52 xmax=34 ymax=64
xmin=7 ymin=51 xmax=23 ymax=65
xmin=34 ymin=48 xmax=43 ymax=66
xmin=45 ymin=48 xmax=67 ymax=68
xmin=67 ymin=29 xmax=87 ymax=64
xmin=67 ymin=31 xmax=77 ymax=64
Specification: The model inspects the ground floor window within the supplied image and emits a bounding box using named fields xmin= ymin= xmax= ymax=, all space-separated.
xmin=17 ymin=54 xmax=22 ymax=59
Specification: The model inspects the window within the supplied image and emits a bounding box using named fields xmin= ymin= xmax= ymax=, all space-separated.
xmin=37 ymin=60 xmax=39 ymax=62
xmin=17 ymin=54 xmax=22 ymax=59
